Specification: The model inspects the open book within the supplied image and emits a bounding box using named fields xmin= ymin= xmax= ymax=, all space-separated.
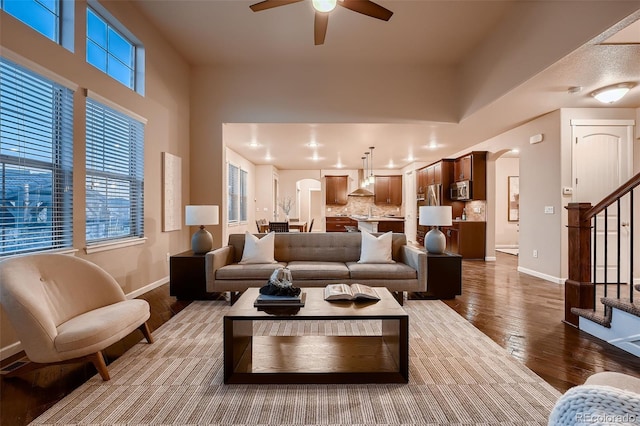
xmin=324 ymin=283 xmax=380 ymax=301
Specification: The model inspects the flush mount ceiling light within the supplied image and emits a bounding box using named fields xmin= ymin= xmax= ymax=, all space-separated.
xmin=590 ymin=82 xmax=635 ymax=103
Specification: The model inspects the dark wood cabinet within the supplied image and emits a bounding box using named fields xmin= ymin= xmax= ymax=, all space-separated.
xmin=443 ymin=221 xmax=486 ymax=260
xmin=325 ymin=175 xmax=348 ymax=205
xmin=326 ymin=216 xmax=357 ymax=232
xmin=416 ymin=167 xmax=428 ymax=199
xmin=170 ymin=250 xmax=209 ymax=300
xmin=374 ymin=175 xmax=402 ymax=205
xmin=453 ymin=151 xmax=486 ymax=200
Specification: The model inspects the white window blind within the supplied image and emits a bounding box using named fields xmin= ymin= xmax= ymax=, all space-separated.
xmin=85 ymin=98 xmax=144 ymax=244
xmin=228 ymin=163 xmax=239 ymax=223
xmin=240 ymin=169 xmax=248 ymax=222
xmin=0 ymin=57 xmax=74 ymax=256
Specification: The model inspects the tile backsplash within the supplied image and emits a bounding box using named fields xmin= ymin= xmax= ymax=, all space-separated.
xmin=326 ymin=197 xmax=403 ymax=217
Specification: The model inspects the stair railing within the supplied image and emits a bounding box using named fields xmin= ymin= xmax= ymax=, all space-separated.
xmin=565 ymin=172 xmax=640 ymax=327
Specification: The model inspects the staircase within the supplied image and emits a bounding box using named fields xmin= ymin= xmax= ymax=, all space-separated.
xmin=565 ymin=173 xmax=640 ymax=357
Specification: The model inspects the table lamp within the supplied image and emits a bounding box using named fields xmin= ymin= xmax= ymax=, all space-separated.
xmin=419 ymin=206 xmax=452 ymax=254
xmin=185 ymin=205 xmax=219 ymax=254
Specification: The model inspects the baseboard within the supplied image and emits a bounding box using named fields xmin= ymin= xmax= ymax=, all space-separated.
xmin=126 ymin=276 xmax=169 ymax=300
xmin=0 ymin=342 xmax=23 ymax=362
xmin=485 ymin=256 xmax=497 ymax=262
xmin=495 ymin=245 xmax=519 ymax=249
xmin=1 ymin=276 xmax=170 ymax=361
xmin=517 ymin=266 xmax=565 ymax=284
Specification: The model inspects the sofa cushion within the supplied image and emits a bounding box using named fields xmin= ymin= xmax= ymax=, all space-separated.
xmin=216 ymin=262 xmax=287 ymax=280
xmin=347 ymin=262 xmax=417 ymax=280
xmin=358 ymin=231 xmax=395 ymax=263
xmin=239 ymin=231 xmax=277 ymax=264
xmin=287 ymin=261 xmax=350 ymax=280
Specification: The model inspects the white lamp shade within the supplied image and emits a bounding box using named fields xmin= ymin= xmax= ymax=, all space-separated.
xmin=185 ymin=205 xmax=219 ymax=226
xmin=419 ymin=206 xmax=452 ymax=227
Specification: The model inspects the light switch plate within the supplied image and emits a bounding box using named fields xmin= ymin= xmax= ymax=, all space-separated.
xmin=544 ymin=206 xmax=554 ymax=214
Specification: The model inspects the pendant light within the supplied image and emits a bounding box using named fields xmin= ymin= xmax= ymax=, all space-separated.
xmin=368 ymin=146 xmax=375 ymax=184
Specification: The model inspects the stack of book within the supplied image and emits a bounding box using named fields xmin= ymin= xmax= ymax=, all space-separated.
xmin=253 ymin=292 xmax=305 ymax=308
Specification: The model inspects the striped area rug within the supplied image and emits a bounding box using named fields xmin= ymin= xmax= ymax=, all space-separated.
xmin=32 ymin=299 xmax=561 ymax=425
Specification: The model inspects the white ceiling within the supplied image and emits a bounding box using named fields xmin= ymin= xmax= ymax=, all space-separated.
xmin=131 ymin=0 xmax=640 ymax=170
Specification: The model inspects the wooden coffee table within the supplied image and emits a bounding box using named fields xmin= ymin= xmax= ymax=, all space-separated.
xmin=223 ymin=287 xmax=409 ymax=384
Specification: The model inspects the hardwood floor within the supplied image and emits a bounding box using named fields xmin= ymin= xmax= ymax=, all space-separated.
xmin=2 ymin=252 xmax=639 ymax=425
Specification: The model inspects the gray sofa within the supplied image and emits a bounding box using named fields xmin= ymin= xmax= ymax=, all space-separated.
xmin=205 ymin=232 xmax=427 ymax=304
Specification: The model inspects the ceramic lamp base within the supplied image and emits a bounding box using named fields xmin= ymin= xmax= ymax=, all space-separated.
xmin=191 ymin=227 xmax=213 ymax=254
xmin=424 ymin=227 xmax=446 ymax=254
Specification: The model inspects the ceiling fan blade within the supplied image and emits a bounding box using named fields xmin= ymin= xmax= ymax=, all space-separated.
xmin=338 ymin=0 xmax=393 ymax=21
xmin=314 ymin=12 xmax=329 ymax=45
xmin=250 ymin=0 xmax=303 ymax=12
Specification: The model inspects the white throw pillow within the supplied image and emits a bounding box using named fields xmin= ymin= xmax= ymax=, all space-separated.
xmin=239 ymin=231 xmax=277 ymax=264
xmin=358 ymin=230 xmax=396 ymax=264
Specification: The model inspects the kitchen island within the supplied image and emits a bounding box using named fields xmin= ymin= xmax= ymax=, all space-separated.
xmin=352 ymin=216 xmax=405 ymax=233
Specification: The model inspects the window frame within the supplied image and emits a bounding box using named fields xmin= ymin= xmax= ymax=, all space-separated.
xmin=227 ymin=163 xmax=248 ymax=226
xmin=85 ymin=0 xmax=145 ymax=95
xmin=85 ymin=92 xmax=145 ymax=248
xmin=0 ymin=0 xmax=74 ymax=52
xmin=0 ymin=56 xmax=75 ymax=257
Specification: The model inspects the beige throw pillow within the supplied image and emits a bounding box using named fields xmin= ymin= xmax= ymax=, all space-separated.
xmin=239 ymin=231 xmax=277 ymax=264
xmin=357 ymin=230 xmax=396 ymax=264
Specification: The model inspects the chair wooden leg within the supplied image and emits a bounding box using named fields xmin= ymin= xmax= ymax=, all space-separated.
xmin=138 ymin=322 xmax=154 ymax=344
xmin=90 ymin=351 xmax=110 ymax=381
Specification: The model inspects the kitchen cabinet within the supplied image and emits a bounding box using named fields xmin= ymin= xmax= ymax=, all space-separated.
xmin=326 ymin=216 xmax=358 ymax=232
xmin=374 ymin=175 xmax=402 ymax=205
xmin=325 ymin=175 xmax=348 ymax=205
xmin=453 ymin=151 xmax=486 ymax=200
xmin=416 ymin=167 xmax=428 ymax=200
xmin=442 ymin=221 xmax=486 ymax=260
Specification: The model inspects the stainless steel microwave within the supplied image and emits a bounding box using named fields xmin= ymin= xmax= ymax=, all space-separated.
xmin=450 ymin=181 xmax=471 ymax=201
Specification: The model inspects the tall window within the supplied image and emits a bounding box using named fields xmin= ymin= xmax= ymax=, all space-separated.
xmin=86 ymin=4 xmax=143 ymax=93
xmin=228 ymin=164 xmax=248 ymax=224
xmin=1 ymin=0 xmax=74 ymax=51
xmin=0 ymin=58 xmax=74 ymax=256
xmin=228 ymin=163 xmax=239 ymax=224
xmin=85 ymin=97 xmax=144 ymax=244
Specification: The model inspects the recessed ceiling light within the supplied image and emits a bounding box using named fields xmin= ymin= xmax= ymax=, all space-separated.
xmin=590 ymin=82 xmax=635 ymax=103
xmin=250 ymin=140 xmax=260 ymax=148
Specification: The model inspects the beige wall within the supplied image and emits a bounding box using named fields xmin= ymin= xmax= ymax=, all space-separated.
xmin=1 ymin=2 xmax=191 ymax=355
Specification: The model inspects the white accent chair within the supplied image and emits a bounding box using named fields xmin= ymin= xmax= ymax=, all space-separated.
xmin=0 ymin=254 xmax=153 ymax=381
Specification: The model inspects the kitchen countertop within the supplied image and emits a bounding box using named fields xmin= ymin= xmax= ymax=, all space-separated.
xmin=350 ymin=216 xmax=405 ymax=222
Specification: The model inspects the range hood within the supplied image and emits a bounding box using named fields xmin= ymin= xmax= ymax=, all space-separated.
xmin=348 ymin=170 xmax=374 ymax=197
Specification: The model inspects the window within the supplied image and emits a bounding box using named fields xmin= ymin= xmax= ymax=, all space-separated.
xmin=240 ymin=169 xmax=248 ymax=222
xmin=0 ymin=58 xmax=74 ymax=256
xmin=85 ymin=2 xmax=144 ymax=94
xmin=228 ymin=163 xmax=239 ymax=224
xmin=85 ymin=97 xmax=144 ymax=245
xmin=1 ymin=0 xmax=74 ymax=51
xmin=228 ymin=164 xmax=248 ymax=224
xmin=2 ymin=0 xmax=59 ymax=42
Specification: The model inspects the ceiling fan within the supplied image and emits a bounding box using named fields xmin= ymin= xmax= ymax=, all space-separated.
xmin=249 ymin=0 xmax=393 ymax=45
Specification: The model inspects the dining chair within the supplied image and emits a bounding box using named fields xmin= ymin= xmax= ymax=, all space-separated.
xmin=308 ymin=218 xmax=315 ymax=232
xmin=269 ymin=221 xmax=289 ymax=232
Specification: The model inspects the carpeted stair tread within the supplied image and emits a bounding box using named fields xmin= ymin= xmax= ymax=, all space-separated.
xmin=601 ymin=297 xmax=640 ymax=317
xmin=571 ymin=307 xmax=611 ymax=328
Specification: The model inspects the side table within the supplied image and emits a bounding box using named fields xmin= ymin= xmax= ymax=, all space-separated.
xmin=170 ymin=250 xmax=212 ymax=300
xmin=409 ymin=251 xmax=462 ymax=299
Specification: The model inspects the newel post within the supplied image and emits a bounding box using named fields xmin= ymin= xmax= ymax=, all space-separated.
xmin=565 ymin=203 xmax=594 ymax=326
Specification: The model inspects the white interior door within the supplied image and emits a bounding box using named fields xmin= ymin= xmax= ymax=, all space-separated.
xmin=572 ymin=121 xmax=634 ymax=285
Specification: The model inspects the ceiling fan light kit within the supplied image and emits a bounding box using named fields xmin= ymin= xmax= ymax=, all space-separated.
xmin=250 ymin=0 xmax=393 ymax=45
xmin=312 ymin=0 xmax=337 ymax=13
xmin=590 ymin=82 xmax=635 ymax=104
